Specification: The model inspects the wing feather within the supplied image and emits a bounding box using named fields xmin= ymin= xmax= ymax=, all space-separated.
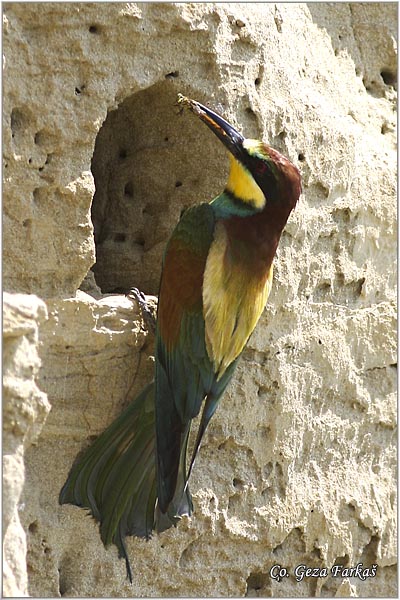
xmin=155 ymin=203 xmax=216 ymax=512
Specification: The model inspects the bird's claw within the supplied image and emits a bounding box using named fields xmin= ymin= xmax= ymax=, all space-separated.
xmin=127 ymin=288 xmax=157 ymax=335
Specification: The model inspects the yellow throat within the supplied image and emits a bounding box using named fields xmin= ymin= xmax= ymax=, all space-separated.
xmin=225 ymin=153 xmax=265 ymax=210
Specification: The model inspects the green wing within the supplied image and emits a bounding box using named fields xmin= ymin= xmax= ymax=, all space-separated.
xmin=155 ymin=203 xmax=217 ymax=514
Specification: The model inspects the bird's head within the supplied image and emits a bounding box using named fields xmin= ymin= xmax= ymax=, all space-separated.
xmin=178 ymin=95 xmax=301 ymax=214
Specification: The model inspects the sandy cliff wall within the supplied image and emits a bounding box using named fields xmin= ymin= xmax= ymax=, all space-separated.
xmin=3 ymin=2 xmax=397 ymax=597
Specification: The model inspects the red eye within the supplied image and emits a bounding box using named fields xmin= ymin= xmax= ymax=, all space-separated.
xmin=255 ymin=162 xmax=267 ymax=176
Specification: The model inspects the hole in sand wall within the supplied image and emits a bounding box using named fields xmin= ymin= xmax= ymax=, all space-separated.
xmin=90 ymin=81 xmax=228 ymax=295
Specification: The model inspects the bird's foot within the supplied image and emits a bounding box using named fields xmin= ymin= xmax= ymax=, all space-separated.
xmin=127 ymin=287 xmax=157 ymax=334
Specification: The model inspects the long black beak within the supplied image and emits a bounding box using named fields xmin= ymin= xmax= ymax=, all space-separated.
xmin=178 ymin=95 xmax=245 ymax=161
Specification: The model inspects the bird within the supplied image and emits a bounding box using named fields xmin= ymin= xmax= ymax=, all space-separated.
xmin=59 ymin=94 xmax=302 ymax=582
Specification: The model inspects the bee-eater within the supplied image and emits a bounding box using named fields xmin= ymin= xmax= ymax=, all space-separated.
xmin=60 ymin=95 xmax=301 ymax=582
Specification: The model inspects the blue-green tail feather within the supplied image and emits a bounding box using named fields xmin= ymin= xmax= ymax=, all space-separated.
xmin=60 ymin=382 xmax=192 ymax=581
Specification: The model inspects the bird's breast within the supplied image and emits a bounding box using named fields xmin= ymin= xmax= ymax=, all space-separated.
xmin=202 ymin=220 xmax=274 ymax=378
